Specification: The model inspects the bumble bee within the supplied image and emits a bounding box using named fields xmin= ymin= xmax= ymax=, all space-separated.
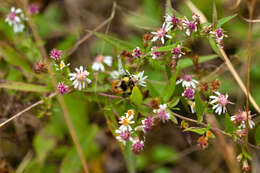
xmin=112 ymin=75 xmax=135 ymax=95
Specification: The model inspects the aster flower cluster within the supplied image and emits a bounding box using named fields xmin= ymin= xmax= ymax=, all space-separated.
xmin=114 ymin=110 xmax=147 ymax=154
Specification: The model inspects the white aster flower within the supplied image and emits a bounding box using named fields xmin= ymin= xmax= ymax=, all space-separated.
xmin=176 ymin=75 xmax=199 ymax=88
xmin=151 ymin=22 xmax=173 ymax=44
xmin=92 ymin=55 xmax=112 ymax=72
xmin=69 ymin=66 xmax=91 ymax=90
xmin=132 ymin=71 xmax=148 ymax=87
xmin=231 ymin=110 xmax=255 ymax=129
xmin=119 ymin=110 xmax=135 ymax=131
xmin=153 ymin=104 xmax=170 ymax=123
xmin=5 ymin=7 xmax=25 ymax=32
xmin=209 ymin=92 xmax=232 ymax=115
xmin=55 ymin=60 xmax=70 ymax=71
xmin=115 ymin=128 xmax=132 ymax=146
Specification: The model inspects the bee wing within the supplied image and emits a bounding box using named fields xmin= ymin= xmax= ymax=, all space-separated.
xmin=118 ymin=56 xmax=126 ymax=75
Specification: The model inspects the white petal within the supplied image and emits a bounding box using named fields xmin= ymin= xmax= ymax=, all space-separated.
xmin=104 ymin=56 xmax=113 ymax=66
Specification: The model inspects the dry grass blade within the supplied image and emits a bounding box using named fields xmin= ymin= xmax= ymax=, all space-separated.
xmin=240 ymin=16 xmax=260 ymax=23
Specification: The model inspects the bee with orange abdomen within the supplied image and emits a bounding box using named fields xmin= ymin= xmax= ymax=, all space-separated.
xmin=112 ymin=75 xmax=135 ymax=95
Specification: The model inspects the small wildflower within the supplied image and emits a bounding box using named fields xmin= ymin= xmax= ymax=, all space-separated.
xmin=153 ymin=104 xmax=170 ymax=123
xmin=176 ymin=75 xmax=199 ymax=88
xmin=50 ymin=49 xmax=62 ymax=61
xmin=119 ymin=110 xmax=135 ymax=131
xmin=231 ymin=110 xmax=255 ymax=129
xmin=168 ymin=58 xmax=178 ymax=70
xmin=132 ymin=138 xmax=144 ymax=155
xmin=55 ymin=60 xmax=70 ymax=71
xmin=210 ymin=79 xmax=221 ymax=91
xmin=242 ymin=160 xmax=250 ymax=172
xmin=200 ymin=82 xmax=209 ymax=92
xmin=115 ymin=129 xmax=132 ymax=146
xmin=132 ymin=71 xmax=148 ymax=87
xmin=34 ymin=61 xmax=47 ymax=73
xmin=209 ymin=28 xmax=227 ymax=48
xmin=151 ymin=22 xmax=173 ymax=44
xmin=29 ymin=4 xmax=39 ymax=14
xmin=69 ymin=66 xmax=91 ymax=90
xmin=210 ymin=92 xmax=232 ymax=115
xmin=132 ymin=47 xmax=142 ymax=58
xmin=110 ymin=71 xmax=120 ymax=79
xmin=150 ymin=46 xmax=162 ymax=59
xmin=142 ymin=117 xmax=154 ymax=133
xmin=172 ymin=45 xmax=185 ymax=58
xmin=182 ymin=17 xmax=198 ymax=36
xmin=189 ymin=101 xmax=196 ymax=113
xmin=92 ymin=55 xmax=112 ymax=72
xmin=236 ymin=154 xmax=243 ymax=163
xmin=197 ymin=136 xmax=208 ymax=149
xmin=5 ymin=7 xmax=25 ymax=32
xmin=192 ymin=13 xmax=200 ymax=25
xmin=165 ymin=14 xmax=179 ymax=27
xmin=182 ymin=88 xmax=195 ymax=100
xmin=57 ymin=82 xmax=68 ymax=95
xmin=150 ymin=98 xmax=159 ymax=109
xmin=236 ymin=129 xmax=246 ymax=137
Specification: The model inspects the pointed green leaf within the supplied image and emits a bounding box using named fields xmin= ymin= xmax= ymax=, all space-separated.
xmin=217 ymin=14 xmax=237 ymax=27
xmin=195 ymin=92 xmax=204 ymax=123
xmin=162 ymin=69 xmax=179 ymax=102
xmin=89 ymin=31 xmax=136 ymax=51
xmin=177 ymin=54 xmax=219 ymax=69
xmin=184 ymin=127 xmax=207 ymax=135
xmin=224 ymin=113 xmax=235 ymax=134
xmin=130 ymin=86 xmax=143 ymax=106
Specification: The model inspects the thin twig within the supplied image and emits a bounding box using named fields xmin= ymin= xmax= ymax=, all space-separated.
xmin=0 ymin=93 xmax=56 ymax=128
xmin=66 ymin=2 xmax=117 ymax=56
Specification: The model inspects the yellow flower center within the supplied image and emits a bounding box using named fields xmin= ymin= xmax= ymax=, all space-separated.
xmin=122 ymin=118 xmax=130 ymax=126
xmin=60 ymin=62 xmax=65 ymax=69
xmin=127 ymin=110 xmax=134 ymax=116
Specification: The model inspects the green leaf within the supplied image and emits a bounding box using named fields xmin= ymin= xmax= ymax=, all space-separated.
xmin=224 ymin=113 xmax=235 ymax=134
xmin=169 ymin=114 xmax=178 ymax=124
xmin=147 ymin=81 xmax=160 ymax=98
xmin=60 ymin=125 xmax=98 ymax=173
xmin=123 ymin=141 xmax=136 ymax=173
xmin=177 ymin=54 xmax=219 ymax=69
xmin=89 ymin=31 xmax=136 ymax=51
xmin=0 ymin=81 xmax=51 ymax=92
xmin=195 ymin=92 xmax=204 ymax=123
xmin=255 ymin=125 xmax=260 ymax=145
xmin=217 ymin=14 xmax=237 ymax=27
xmin=153 ymin=43 xmax=178 ymax=52
xmin=0 ymin=43 xmax=33 ymax=74
xmin=242 ymin=147 xmax=252 ymax=160
xmin=162 ymin=69 xmax=179 ymax=102
xmin=184 ymin=127 xmax=207 ymax=135
xmin=130 ymin=86 xmax=143 ymax=106
xmin=208 ymin=38 xmax=221 ymax=55
xmin=33 ymin=125 xmax=57 ymax=163
xmin=168 ymin=97 xmax=180 ymax=108
xmin=151 ymin=145 xmax=178 ymax=163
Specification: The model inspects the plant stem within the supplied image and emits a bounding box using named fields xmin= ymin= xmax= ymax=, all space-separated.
xmin=245 ymin=0 xmax=255 ymax=152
